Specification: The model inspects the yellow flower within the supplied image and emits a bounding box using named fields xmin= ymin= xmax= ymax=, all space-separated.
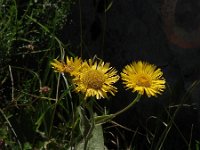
xmin=73 ymin=59 xmax=119 ymax=99
xmin=50 ymin=56 xmax=82 ymax=76
xmin=65 ymin=56 xmax=83 ymax=76
xmin=50 ymin=59 xmax=66 ymax=73
xmin=121 ymin=61 xmax=166 ymax=97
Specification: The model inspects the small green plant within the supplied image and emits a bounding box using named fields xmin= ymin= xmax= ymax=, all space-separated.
xmin=0 ymin=0 xmax=74 ymax=149
xmin=49 ymin=57 xmax=166 ymax=149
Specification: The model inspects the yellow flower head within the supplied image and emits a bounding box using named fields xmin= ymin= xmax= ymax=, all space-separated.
xmin=50 ymin=56 xmax=82 ymax=76
xmin=73 ymin=59 xmax=120 ymax=99
xmin=121 ymin=61 xmax=166 ymax=97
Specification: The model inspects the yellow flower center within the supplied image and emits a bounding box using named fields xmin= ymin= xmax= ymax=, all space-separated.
xmin=136 ymin=75 xmax=151 ymax=87
xmin=83 ymin=70 xmax=105 ymax=90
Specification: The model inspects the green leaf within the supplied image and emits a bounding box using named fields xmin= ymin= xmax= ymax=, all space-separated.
xmin=76 ymin=124 xmax=105 ymax=150
xmin=76 ymin=108 xmax=106 ymax=150
xmin=94 ymin=114 xmax=114 ymax=125
xmin=78 ymin=106 xmax=91 ymax=137
xmin=23 ymin=142 xmax=32 ymax=150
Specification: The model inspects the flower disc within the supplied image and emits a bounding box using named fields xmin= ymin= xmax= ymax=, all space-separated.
xmin=121 ymin=61 xmax=166 ymax=97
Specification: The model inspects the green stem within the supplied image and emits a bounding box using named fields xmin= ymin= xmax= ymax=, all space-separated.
xmin=95 ymin=94 xmax=141 ymax=125
xmin=83 ymin=98 xmax=95 ymax=150
xmin=49 ymin=73 xmax=61 ymax=137
xmin=113 ymin=94 xmax=141 ymax=117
